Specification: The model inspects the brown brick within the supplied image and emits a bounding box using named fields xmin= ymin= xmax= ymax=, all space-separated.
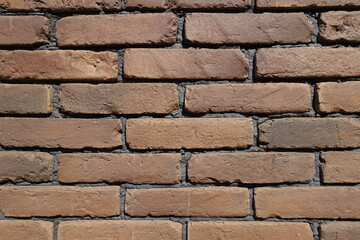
xmin=321 ymin=152 xmax=360 ymax=184
xmin=188 ymin=222 xmax=313 ymax=240
xmin=0 ymin=220 xmax=53 ymax=240
xmin=185 ymin=83 xmax=311 ymax=114
xmin=0 ymin=0 xmax=120 ymax=12
xmin=320 ymin=11 xmax=360 ymax=43
xmin=126 ymin=187 xmax=249 ymax=217
xmin=186 ymin=13 xmax=313 ymax=45
xmin=127 ymin=118 xmax=253 ymax=150
xmin=58 ymin=153 xmax=181 ymax=184
xmin=58 ymin=220 xmax=182 ymax=240
xmin=124 ymin=49 xmax=249 ymax=80
xmin=57 ymin=13 xmax=177 ymax=47
xmin=188 ymin=152 xmax=315 ymax=184
xmin=0 ymin=186 xmax=120 ymax=217
xmin=316 ymin=82 xmax=360 ymax=113
xmin=255 ymin=187 xmax=360 ymax=219
xmin=0 ymin=152 xmax=53 ymax=183
xmin=0 ymin=16 xmax=49 ymax=46
xmin=126 ymin=0 xmax=251 ymax=10
xmin=0 ymin=118 xmax=122 ymax=149
xmin=257 ymin=0 xmax=360 ymax=10
xmin=259 ymin=118 xmax=360 ymax=149
xmin=321 ymin=222 xmax=360 ymax=240
xmin=0 ymin=84 xmax=52 ymax=114
xmin=59 ymin=83 xmax=178 ymax=115
xmin=0 ymin=50 xmax=118 ymax=82
xmin=256 ymin=47 xmax=360 ymax=79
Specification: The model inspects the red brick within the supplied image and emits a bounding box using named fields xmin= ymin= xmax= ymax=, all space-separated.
xmin=0 ymin=50 xmax=118 ymax=82
xmin=59 ymin=83 xmax=178 ymax=115
xmin=257 ymin=0 xmax=360 ymax=10
xmin=0 ymin=0 xmax=120 ymax=12
xmin=0 ymin=118 xmax=122 ymax=149
xmin=188 ymin=222 xmax=313 ymax=240
xmin=186 ymin=13 xmax=313 ymax=45
xmin=126 ymin=187 xmax=249 ymax=217
xmin=0 ymin=152 xmax=53 ymax=183
xmin=58 ymin=153 xmax=181 ymax=184
xmin=321 ymin=152 xmax=360 ymax=183
xmin=0 ymin=220 xmax=53 ymax=240
xmin=0 ymin=16 xmax=49 ymax=46
xmin=256 ymin=47 xmax=360 ymax=79
xmin=316 ymin=82 xmax=360 ymax=113
xmin=259 ymin=118 xmax=360 ymax=149
xmin=58 ymin=220 xmax=182 ymax=240
xmin=255 ymin=187 xmax=360 ymax=219
xmin=126 ymin=0 xmax=251 ymax=10
xmin=56 ymin=13 xmax=177 ymax=47
xmin=185 ymin=83 xmax=311 ymax=114
xmin=126 ymin=118 xmax=253 ymax=149
xmin=321 ymin=222 xmax=360 ymax=240
xmin=124 ymin=48 xmax=249 ymax=80
xmin=188 ymin=152 xmax=315 ymax=184
xmin=0 ymin=186 xmax=120 ymax=217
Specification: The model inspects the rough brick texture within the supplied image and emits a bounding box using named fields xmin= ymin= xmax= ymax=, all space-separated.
xmin=59 ymin=83 xmax=178 ymax=115
xmin=255 ymin=187 xmax=360 ymax=219
xmin=185 ymin=83 xmax=311 ymax=114
xmin=0 ymin=186 xmax=120 ymax=217
xmin=188 ymin=152 xmax=315 ymax=184
xmin=127 ymin=118 xmax=253 ymax=149
xmin=124 ymin=49 xmax=249 ymax=80
xmin=0 ymin=84 xmax=53 ymax=114
xmin=126 ymin=187 xmax=249 ymax=217
xmin=321 ymin=222 xmax=360 ymax=240
xmin=58 ymin=153 xmax=181 ymax=184
xmin=257 ymin=0 xmax=360 ymax=10
xmin=0 ymin=220 xmax=53 ymax=240
xmin=188 ymin=222 xmax=313 ymax=240
xmin=0 ymin=50 xmax=118 ymax=82
xmin=0 ymin=118 xmax=122 ymax=149
xmin=185 ymin=13 xmax=313 ymax=45
xmin=0 ymin=16 xmax=49 ymax=46
xmin=56 ymin=13 xmax=177 ymax=47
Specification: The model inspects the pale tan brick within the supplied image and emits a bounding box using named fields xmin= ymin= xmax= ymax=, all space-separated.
xmin=0 ymin=220 xmax=53 ymax=240
xmin=257 ymin=0 xmax=360 ymax=10
xmin=321 ymin=222 xmax=360 ymax=240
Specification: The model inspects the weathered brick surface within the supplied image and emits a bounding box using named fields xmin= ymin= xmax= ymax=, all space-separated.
xmin=316 ymin=82 xmax=360 ymax=113
xmin=185 ymin=13 xmax=313 ymax=45
xmin=257 ymin=0 xmax=360 ymax=9
xmin=188 ymin=152 xmax=315 ymax=184
xmin=0 ymin=186 xmax=120 ymax=217
xmin=0 ymin=50 xmax=118 ymax=82
xmin=58 ymin=220 xmax=182 ymax=240
xmin=0 ymin=220 xmax=53 ymax=240
xmin=56 ymin=13 xmax=177 ymax=47
xmin=320 ymin=11 xmax=360 ymax=43
xmin=0 ymin=0 xmax=120 ymax=12
xmin=256 ymin=47 xmax=360 ymax=79
xmin=259 ymin=118 xmax=360 ymax=149
xmin=0 ymin=16 xmax=49 ymax=46
xmin=321 ymin=152 xmax=360 ymax=183
xmin=127 ymin=118 xmax=253 ymax=149
xmin=255 ymin=187 xmax=360 ymax=219
xmin=0 ymin=152 xmax=53 ymax=183
xmin=321 ymin=222 xmax=360 ymax=240
xmin=58 ymin=153 xmax=181 ymax=184
xmin=124 ymin=49 xmax=249 ymax=80
xmin=188 ymin=222 xmax=313 ymax=240
xmin=0 ymin=118 xmax=122 ymax=149
xmin=126 ymin=187 xmax=249 ymax=217
xmin=126 ymin=0 xmax=251 ymax=10
xmin=185 ymin=83 xmax=311 ymax=114
xmin=59 ymin=83 xmax=178 ymax=115
xmin=0 ymin=84 xmax=53 ymax=114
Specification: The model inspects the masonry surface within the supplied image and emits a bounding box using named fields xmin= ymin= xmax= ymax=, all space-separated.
xmin=0 ymin=0 xmax=360 ymax=240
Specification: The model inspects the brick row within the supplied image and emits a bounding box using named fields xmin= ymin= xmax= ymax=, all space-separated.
xmin=257 ymin=0 xmax=360 ymax=10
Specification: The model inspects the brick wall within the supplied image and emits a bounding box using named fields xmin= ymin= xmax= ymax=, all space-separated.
xmin=0 ymin=0 xmax=360 ymax=239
